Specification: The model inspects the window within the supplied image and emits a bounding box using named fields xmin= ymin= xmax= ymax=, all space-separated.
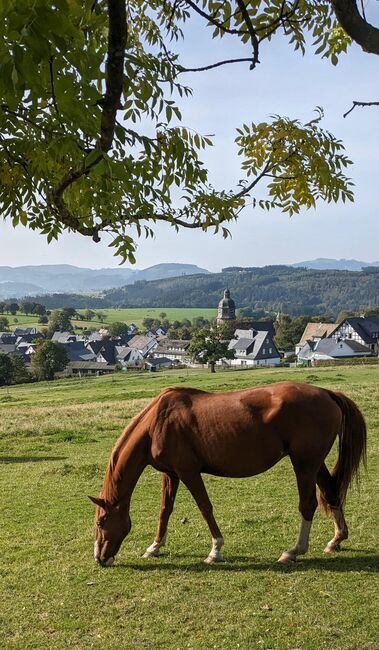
xmin=269 ymin=348 xmax=272 ymax=354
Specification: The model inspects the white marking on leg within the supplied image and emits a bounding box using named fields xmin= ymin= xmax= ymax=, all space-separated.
xmin=143 ymin=534 xmax=167 ymax=558
xmin=205 ymin=536 xmax=225 ymax=564
xmin=94 ymin=541 xmax=100 ymax=560
xmin=278 ymin=517 xmax=312 ymax=563
xmin=324 ymin=507 xmax=348 ymax=553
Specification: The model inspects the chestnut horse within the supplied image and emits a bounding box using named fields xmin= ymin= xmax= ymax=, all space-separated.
xmin=89 ymin=381 xmax=366 ymax=567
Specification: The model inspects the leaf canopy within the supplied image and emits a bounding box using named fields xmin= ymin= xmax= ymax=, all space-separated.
xmin=0 ymin=1 xmax=363 ymax=261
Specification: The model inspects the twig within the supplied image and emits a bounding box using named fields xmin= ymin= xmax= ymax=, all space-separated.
xmin=343 ymin=100 xmax=379 ymax=118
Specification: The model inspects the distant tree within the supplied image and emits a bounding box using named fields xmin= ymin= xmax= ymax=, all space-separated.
xmin=13 ymin=318 xmax=18 ymax=324
xmin=275 ymin=314 xmax=313 ymax=350
xmin=6 ymin=302 xmax=19 ymax=316
xmin=159 ymin=312 xmax=167 ymax=321
xmin=84 ymin=309 xmax=96 ymax=321
xmin=192 ymin=316 xmax=210 ymax=329
xmin=31 ymin=341 xmax=69 ymax=381
xmin=108 ymin=322 xmax=129 ymax=339
xmin=19 ymin=300 xmax=34 ymax=315
xmin=170 ymin=327 xmax=192 ymax=340
xmin=0 ymin=302 xmax=5 ymax=314
xmin=38 ymin=315 xmax=49 ymax=324
xmin=62 ymin=307 xmax=77 ymax=319
xmin=10 ymin=356 xmax=31 ymax=384
xmin=32 ymin=303 xmax=47 ymax=317
xmin=0 ymin=353 xmax=13 ymax=385
xmin=47 ymin=309 xmax=74 ymax=335
xmin=189 ymin=328 xmax=235 ymax=373
xmin=0 ymin=316 xmax=9 ymax=330
xmin=96 ymin=312 xmax=107 ymax=324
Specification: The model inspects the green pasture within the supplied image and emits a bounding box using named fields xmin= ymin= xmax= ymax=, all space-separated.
xmin=73 ymin=307 xmax=217 ymax=329
xmin=1 ymin=307 xmax=217 ymax=331
xmin=0 ymin=366 xmax=378 ymax=649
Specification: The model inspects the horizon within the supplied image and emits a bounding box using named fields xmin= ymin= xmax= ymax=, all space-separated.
xmin=1 ymin=256 xmax=379 ymax=273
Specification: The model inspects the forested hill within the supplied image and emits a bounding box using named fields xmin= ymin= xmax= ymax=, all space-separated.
xmin=103 ymin=266 xmax=379 ymax=317
xmin=29 ymin=266 xmax=379 ymax=316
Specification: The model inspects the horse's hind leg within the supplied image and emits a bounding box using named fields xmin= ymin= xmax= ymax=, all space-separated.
xmin=180 ymin=472 xmax=224 ymax=564
xmin=143 ymin=473 xmax=179 ymax=558
xmin=278 ymin=463 xmax=318 ymax=564
xmin=317 ymin=463 xmax=348 ymax=553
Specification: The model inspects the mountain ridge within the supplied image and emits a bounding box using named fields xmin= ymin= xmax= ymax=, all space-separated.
xmin=0 ymin=263 xmax=209 ymax=298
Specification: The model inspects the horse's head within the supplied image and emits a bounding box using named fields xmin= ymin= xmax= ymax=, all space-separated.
xmin=89 ymin=496 xmax=131 ymax=567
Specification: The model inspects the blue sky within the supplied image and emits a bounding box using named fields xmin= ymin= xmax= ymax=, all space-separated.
xmin=1 ymin=8 xmax=378 ymax=271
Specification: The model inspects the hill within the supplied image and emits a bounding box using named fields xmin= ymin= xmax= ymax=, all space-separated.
xmin=292 ymin=258 xmax=379 ymax=271
xmin=30 ymin=265 xmax=378 ymax=318
xmin=0 ymin=263 xmax=209 ymax=298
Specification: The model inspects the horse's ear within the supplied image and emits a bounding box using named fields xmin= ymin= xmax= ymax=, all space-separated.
xmin=88 ymin=496 xmax=108 ymax=511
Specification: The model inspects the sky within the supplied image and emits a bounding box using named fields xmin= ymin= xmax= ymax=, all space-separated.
xmin=0 ymin=6 xmax=378 ymax=272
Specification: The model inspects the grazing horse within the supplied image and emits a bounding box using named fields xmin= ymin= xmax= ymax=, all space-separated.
xmin=89 ymin=381 xmax=366 ymax=567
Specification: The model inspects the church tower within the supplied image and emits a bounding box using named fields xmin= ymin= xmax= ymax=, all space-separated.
xmin=217 ymin=288 xmax=236 ymax=326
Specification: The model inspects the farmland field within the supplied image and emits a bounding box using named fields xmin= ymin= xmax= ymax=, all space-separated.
xmin=1 ymin=307 xmax=217 ymax=331
xmin=0 ymin=365 xmax=378 ymax=649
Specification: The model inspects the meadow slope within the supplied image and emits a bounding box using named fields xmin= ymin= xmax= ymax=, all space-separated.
xmin=0 ymin=366 xmax=378 ymax=649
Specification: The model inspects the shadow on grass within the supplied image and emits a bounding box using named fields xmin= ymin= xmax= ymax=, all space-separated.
xmin=120 ymin=552 xmax=378 ymax=574
xmin=0 ymin=456 xmax=67 ymax=463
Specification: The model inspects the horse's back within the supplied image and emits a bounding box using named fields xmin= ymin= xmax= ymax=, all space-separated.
xmin=148 ymin=382 xmax=341 ymax=478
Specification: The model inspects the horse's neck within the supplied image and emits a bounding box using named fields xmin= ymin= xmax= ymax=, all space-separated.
xmin=104 ymin=430 xmax=148 ymax=507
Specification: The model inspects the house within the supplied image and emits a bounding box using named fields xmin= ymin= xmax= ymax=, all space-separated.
xmin=234 ymin=321 xmax=275 ymax=338
xmin=14 ymin=327 xmax=38 ymax=336
xmin=0 ymin=332 xmax=17 ymax=345
xmin=227 ymin=329 xmax=280 ymax=366
xmin=298 ymin=338 xmax=373 ymax=365
xmin=128 ymin=334 xmax=158 ymax=357
xmin=330 ymin=316 xmax=379 ymax=356
xmin=145 ymin=357 xmax=175 ymax=371
xmin=295 ymin=322 xmax=336 ymax=355
xmin=153 ymin=339 xmax=190 ymax=363
xmin=62 ymin=341 xmax=96 ymax=362
xmin=95 ymin=341 xmax=117 ymax=364
xmin=114 ymin=346 xmax=144 ymax=368
xmin=63 ymin=361 xmax=117 ymax=376
xmin=52 ymin=331 xmax=78 ymax=344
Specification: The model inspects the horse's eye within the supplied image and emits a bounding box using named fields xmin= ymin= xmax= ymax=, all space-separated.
xmin=97 ymin=516 xmax=107 ymax=528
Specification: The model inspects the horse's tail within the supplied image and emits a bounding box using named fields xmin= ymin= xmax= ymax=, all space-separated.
xmin=320 ymin=390 xmax=367 ymax=511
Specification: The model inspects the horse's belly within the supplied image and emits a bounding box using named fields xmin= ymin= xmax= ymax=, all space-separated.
xmin=201 ymin=434 xmax=285 ymax=478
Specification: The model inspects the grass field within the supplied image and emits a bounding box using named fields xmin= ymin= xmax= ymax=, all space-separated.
xmin=0 ymin=365 xmax=378 ymax=649
xmin=1 ymin=307 xmax=217 ymax=331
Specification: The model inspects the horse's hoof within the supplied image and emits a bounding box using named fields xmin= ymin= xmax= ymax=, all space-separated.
xmin=204 ymin=555 xmax=225 ymax=564
xmin=143 ymin=549 xmax=160 ymax=559
xmin=324 ymin=543 xmax=341 ymax=554
xmin=278 ymin=552 xmax=296 ymax=564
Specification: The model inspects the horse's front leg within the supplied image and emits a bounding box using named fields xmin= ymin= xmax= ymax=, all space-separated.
xmin=143 ymin=473 xmax=179 ymax=558
xmin=180 ymin=472 xmax=225 ymax=564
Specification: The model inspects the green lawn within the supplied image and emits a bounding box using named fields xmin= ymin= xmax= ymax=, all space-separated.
xmin=0 ymin=365 xmax=378 ymax=649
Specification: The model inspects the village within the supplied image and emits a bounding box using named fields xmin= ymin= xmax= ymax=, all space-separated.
xmin=0 ymin=288 xmax=378 ymax=381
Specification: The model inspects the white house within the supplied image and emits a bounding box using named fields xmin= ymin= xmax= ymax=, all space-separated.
xmin=227 ymin=329 xmax=280 ymax=367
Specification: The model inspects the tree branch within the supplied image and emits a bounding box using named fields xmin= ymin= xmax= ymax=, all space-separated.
xmin=331 ymin=0 xmax=379 ymax=55
xmin=235 ymin=0 xmax=260 ymax=69
xmin=100 ymin=0 xmax=127 ymax=152
xmin=49 ymin=0 xmax=127 ymax=236
xmin=343 ymin=100 xmax=379 ymax=118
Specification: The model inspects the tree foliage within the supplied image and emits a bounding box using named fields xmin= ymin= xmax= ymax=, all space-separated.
xmin=31 ymin=340 xmax=68 ymax=380
xmin=188 ymin=326 xmax=235 ymax=372
xmin=1 ymin=0 xmax=373 ymax=261
xmin=0 ymin=353 xmax=13 ymax=385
